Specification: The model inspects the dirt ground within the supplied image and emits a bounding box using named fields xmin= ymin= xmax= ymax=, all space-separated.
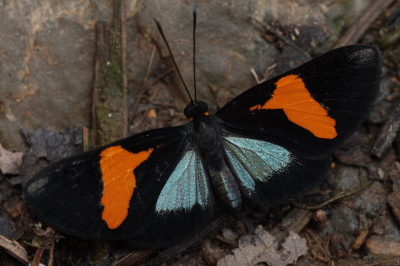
xmin=1 ymin=0 xmax=400 ymax=265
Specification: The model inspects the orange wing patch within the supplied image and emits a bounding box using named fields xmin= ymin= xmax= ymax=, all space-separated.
xmin=100 ymin=146 xmax=154 ymax=229
xmin=250 ymin=74 xmax=337 ymax=139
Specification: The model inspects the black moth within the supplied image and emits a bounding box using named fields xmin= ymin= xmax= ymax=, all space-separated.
xmin=24 ymin=13 xmax=381 ymax=247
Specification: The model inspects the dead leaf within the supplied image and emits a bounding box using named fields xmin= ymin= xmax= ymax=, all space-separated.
xmin=366 ymin=236 xmax=400 ymax=256
xmin=217 ymin=226 xmax=308 ymax=266
xmin=0 ymin=143 xmax=24 ymax=174
xmin=30 ymin=226 xmax=64 ymax=249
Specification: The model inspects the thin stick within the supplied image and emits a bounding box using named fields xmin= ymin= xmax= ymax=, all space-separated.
xmin=291 ymin=180 xmax=374 ymax=210
xmin=335 ymin=0 xmax=395 ymax=47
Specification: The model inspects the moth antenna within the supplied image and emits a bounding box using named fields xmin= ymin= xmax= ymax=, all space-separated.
xmin=154 ymin=19 xmax=194 ymax=103
xmin=193 ymin=7 xmax=197 ymax=102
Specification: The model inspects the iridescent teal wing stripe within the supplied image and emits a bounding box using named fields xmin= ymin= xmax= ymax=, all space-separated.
xmin=223 ymin=137 xmax=293 ymax=191
xmin=156 ymin=150 xmax=211 ymax=213
xmin=222 ymin=136 xmax=331 ymax=208
xmin=130 ymin=147 xmax=220 ymax=247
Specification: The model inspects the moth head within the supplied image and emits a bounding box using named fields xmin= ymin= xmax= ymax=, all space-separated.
xmin=184 ymin=101 xmax=208 ymax=119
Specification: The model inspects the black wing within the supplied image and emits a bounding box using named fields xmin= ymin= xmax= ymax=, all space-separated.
xmin=216 ymin=45 xmax=381 ymax=158
xmin=215 ymin=45 xmax=380 ymax=207
xmin=24 ymin=125 xmax=220 ymax=247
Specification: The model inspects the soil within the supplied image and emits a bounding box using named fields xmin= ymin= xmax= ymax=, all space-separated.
xmin=0 ymin=1 xmax=400 ymax=265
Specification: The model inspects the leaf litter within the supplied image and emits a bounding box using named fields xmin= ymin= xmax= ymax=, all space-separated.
xmin=217 ymin=226 xmax=308 ymax=266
